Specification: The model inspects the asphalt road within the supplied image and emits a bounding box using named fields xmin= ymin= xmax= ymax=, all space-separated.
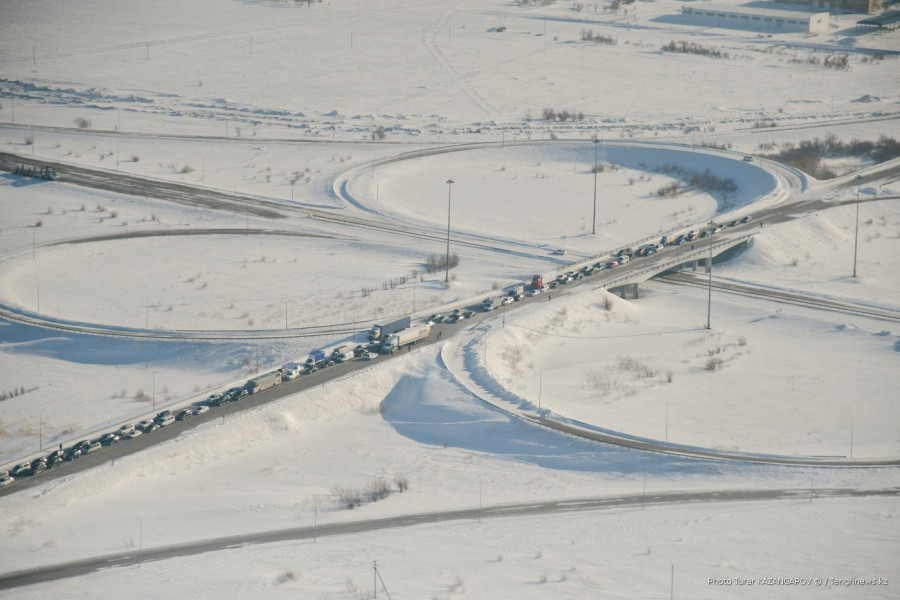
xmin=1 ymin=485 xmax=896 ymax=590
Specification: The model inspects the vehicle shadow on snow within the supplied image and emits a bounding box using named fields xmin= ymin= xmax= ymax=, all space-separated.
xmin=380 ymin=369 xmax=762 ymax=477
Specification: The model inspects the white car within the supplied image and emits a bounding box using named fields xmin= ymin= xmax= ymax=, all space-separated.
xmin=192 ymin=405 xmax=210 ymax=415
xmin=116 ymin=423 xmax=136 ymax=436
xmin=0 ymin=475 xmax=14 ymax=488
xmin=365 ymin=352 xmax=379 ymax=360
xmin=125 ymin=429 xmax=143 ymax=439
xmin=501 ymin=296 xmax=514 ymax=306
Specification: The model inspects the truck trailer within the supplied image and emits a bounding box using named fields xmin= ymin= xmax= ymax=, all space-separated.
xmin=382 ymin=324 xmax=431 ymax=353
xmin=504 ymin=284 xmax=525 ymax=299
xmin=306 ymin=349 xmax=326 ymax=366
xmin=368 ymin=316 xmax=411 ymax=341
xmin=481 ymin=297 xmax=503 ymax=311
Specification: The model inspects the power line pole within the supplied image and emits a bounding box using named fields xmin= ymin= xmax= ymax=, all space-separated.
xmin=853 ymin=175 xmax=862 ymax=278
xmin=592 ymin=138 xmax=599 ymax=235
xmin=445 ymin=179 xmax=454 ymax=283
xmin=706 ymin=221 xmax=714 ymax=329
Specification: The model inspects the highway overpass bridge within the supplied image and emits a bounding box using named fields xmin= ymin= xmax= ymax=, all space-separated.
xmin=542 ymin=232 xmax=755 ymax=300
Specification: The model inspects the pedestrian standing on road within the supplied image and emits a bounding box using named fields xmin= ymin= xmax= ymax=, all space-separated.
xmin=548 ymin=294 xmax=552 ymax=300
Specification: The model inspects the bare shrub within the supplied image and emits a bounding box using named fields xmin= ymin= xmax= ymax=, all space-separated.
xmin=662 ymin=41 xmax=729 ymax=59
xmin=364 ymin=478 xmax=391 ymax=503
xmin=705 ymin=357 xmax=724 ymax=371
xmin=74 ymin=117 xmax=92 ymax=129
xmin=666 ymin=370 xmax=674 ymax=383
xmin=425 ymin=252 xmax=460 ymax=274
xmin=394 ymin=473 xmax=409 ymax=492
xmin=276 ymin=571 xmax=297 ymax=584
xmin=332 ymin=485 xmax=362 ymax=509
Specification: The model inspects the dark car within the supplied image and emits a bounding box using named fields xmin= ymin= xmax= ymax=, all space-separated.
xmin=226 ymin=387 xmax=248 ymax=402
xmin=176 ymin=409 xmax=194 ymax=421
xmin=30 ymin=459 xmax=47 ymax=475
xmin=100 ymin=433 xmax=121 ymax=446
xmin=45 ymin=450 xmax=65 ymax=468
xmin=74 ymin=440 xmax=93 ymax=451
xmin=63 ymin=447 xmax=82 ymax=461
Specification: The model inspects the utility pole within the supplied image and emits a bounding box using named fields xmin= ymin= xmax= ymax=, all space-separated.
xmin=445 ymin=179 xmax=454 ymax=283
xmin=538 ymin=371 xmax=542 ymax=409
xmin=137 ymin=518 xmax=143 ymax=567
xmin=706 ymin=221 xmax=714 ymax=329
xmin=592 ymin=138 xmax=599 ymax=235
xmin=853 ymin=175 xmax=862 ymax=278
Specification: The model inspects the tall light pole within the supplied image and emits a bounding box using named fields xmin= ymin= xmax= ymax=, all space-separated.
xmin=137 ymin=517 xmax=143 ymax=567
xmin=853 ymin=175 xmax=862 ymax=278
xmin=706 ymin=220 xmax=714 ymax=330
xmin=445 ymin=179 xmax=454 ymax=283
xmin=592 ymin=138 xmax=599 ymax=235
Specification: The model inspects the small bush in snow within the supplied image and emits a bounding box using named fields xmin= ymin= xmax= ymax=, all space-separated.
xmin=705 ymin=357 xmax=724 ymax=371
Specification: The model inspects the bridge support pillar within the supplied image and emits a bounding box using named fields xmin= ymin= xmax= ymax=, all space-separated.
xmin=691 ymin=259 xmax=698 ymax=272
xmin=609 ymin=283 xmax=639 ymax=300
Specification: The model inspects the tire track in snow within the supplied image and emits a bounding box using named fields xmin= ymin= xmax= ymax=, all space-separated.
xmin=420 ymin=5 xmax=499 ymax=117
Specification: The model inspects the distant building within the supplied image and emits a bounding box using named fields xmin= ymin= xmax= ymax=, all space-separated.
xmin=680 ymin=4 xmax=831 ymax=34
xmin=775 ymin=0 xmax=882 ymax=14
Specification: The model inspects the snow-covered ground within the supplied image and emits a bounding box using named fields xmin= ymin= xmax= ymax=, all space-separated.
xmin=1 ymin=0 xmax=899 ymax=597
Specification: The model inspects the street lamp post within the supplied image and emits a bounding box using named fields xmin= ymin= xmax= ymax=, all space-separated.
xmin=853 ymin=175 xmax=862 ymax=278
xmin=706 ymin=220 xmax=714 ymax=330
xmin=137 ymin=517 xmax=143 ymax=567
xmin=445 ymin=179 xmax=454 ymax=283
xmin=592 ymin=138 xmax=599 ymax=235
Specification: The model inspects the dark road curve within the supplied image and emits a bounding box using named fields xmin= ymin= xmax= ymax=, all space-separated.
xmin=1 ymin=486 xmax=896 ymax=590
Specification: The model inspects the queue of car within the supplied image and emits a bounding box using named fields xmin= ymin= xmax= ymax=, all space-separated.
xmin=4 ymin=216 xmax=757 ymax=491
xmin=0 ymin=384 xmax=265 ymax=489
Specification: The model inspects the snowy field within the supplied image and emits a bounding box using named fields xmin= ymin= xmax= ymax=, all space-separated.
xmin=1 ymin=0 xmax=899 ymax=598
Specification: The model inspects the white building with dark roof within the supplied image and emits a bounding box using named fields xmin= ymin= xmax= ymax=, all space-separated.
xmin=680 ymin=4 xmax=830 ymax=34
